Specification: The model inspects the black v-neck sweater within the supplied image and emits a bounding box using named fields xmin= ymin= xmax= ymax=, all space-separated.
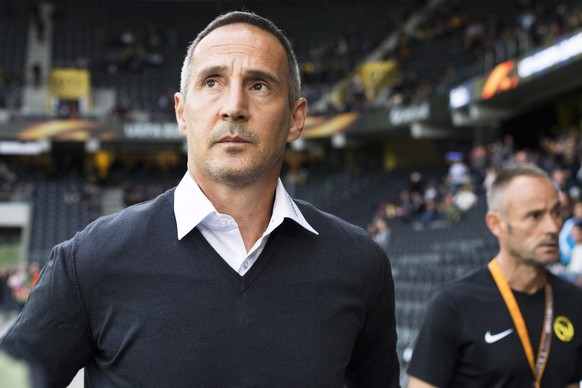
xmin=0 ymin=188 xmax=400 ymax=387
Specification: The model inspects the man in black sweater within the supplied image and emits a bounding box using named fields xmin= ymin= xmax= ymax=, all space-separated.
xmin=0 ymin=11 xmax=400 ymax=387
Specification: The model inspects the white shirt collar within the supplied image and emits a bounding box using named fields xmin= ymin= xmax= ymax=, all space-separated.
xmin=174 ymin=172 xmax=318 ymax=240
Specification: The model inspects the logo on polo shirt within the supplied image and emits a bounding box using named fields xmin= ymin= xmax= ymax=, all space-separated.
xmin=554 ymin=315 xmax=574 ymax=342
xmin=484 ymin=328 xmax=514 ymax=343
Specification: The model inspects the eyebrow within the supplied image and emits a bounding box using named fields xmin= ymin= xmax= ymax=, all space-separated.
xmin=245 ymin=69 xmax=281 ymax=87
xmin=195 ymin=65 xmax=282 ymax=87
xmin=195 ymin=65 xmax=227 ymax=82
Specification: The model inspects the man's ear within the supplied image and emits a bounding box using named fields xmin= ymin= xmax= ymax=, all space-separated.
xmin=287 ymin=97 xmax=307 ymax=143
xmin=486 ymin=211 xmax=504 ymax=237
xmin=174 ymin=92 xmax=187 ymax=136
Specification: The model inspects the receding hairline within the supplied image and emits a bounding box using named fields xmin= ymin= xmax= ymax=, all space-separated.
xmin=486 ymin=164 xmax=553 ymax=213
xmin=179 ymin=11 xmax=301 ymax=103
xmin=192 ymin=21 xmax=286 ymax=54
xmin=190 ymin=23 xmax=289 ymax=86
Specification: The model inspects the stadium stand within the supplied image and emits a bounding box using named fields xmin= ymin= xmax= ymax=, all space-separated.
xmin=377 ymin=0 xmax=582 ymax=109
xmin=49 ymin=0 xmax=416 ymax=118
xmin=0 ymin=0 xmax=28 ymax=110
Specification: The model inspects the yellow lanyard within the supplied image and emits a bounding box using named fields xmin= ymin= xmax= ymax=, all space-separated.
xmin=488 ymin=258 xmax=553 ymax=388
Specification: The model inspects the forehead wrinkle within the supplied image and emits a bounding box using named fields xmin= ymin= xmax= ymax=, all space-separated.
xmin=194 ymin=38 xmax=278 ymax=70
xmin=195 ymin=26 xmax=279 ymax=61
xmin=193 ymin=56 xmax=285 ymax=92
xmin=194 ymin=65 xmax=227 ymax=79
xmin=190 ymin=23 xmax=291 ymax=98
xmin=197 ymin=45 xmax=269 ymax=62
xmin=194 ymin=63 xmax=282 ymax=87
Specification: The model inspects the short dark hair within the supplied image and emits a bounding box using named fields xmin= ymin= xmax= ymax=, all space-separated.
xmin=179 ymin=11 xmax=301 ymax=103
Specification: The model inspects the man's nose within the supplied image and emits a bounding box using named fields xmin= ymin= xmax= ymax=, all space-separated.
xmin=220 ymin=84 xmax=248 ymax=121
xmin=545 ymin=213 xmax=562 ymax=235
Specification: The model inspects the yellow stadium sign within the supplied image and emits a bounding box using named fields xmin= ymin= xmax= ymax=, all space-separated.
xmin=357 ymin=60 xmax=399 ymax=100
xmin=50 ymin=68 xmax=91 ymax=99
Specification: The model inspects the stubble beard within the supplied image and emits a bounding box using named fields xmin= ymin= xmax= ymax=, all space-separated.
xmin=506 ymin=223 xmax=558 ymax=268
xmin=208 ymin=159 xmax=265 ymax=188
xmin=506 ymin=239 xmax=558 ymax=268
xmin=190 ymin=123 xmax=285 ymax=188
xmin=195 ymin=145 xmax=283 ymax=189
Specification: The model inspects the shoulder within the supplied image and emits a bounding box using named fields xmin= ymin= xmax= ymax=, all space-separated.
xmin=294 ymin=199 xmax=372 ymax=243
xmin=431 ymin=267 xmax=492 ymax=305
xmin=77 ymin=189 xmax=174 ymax=241
xmin=54 ymin=189 xmax=175 ymax=263
xmin=292 ymin=199 xmax=389 ymax=278
xmin=548 ymin=273 xmax=582 ymax=344
xmin=443 ymin=267 xmax=490 ymax=290
xmin=549 ymin=272 xmax=582 ymax=298
xmin=418 ymin=268 xmax=495 ymax=338
xmin=294 ymin=199 xmax=384 ymax=261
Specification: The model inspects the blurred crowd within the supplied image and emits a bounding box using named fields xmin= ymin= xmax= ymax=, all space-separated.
xmin=368 ymin=128 xmax=582 ymax=287
xmin=0 ymin=161 xmax=34 ymax=202
xmin=5 ymin=0 xmax=580 ymax=119
xmin=368 ymin=163 xmax=479 ymax=246
xmin=0 ymin=263 xmax=40 ymax=316
xmin=350 ymin=0 xmax=582 ymax=113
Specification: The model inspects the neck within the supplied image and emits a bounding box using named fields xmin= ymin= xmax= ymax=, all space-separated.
xmin=495 ymin=254 xmax=547 ymax=294
xmin=193 ymin=172 xmax=278 ymax=252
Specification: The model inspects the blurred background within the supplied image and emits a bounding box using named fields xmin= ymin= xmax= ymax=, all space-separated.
xmin=2 ymin=0 xmax=582 ymax=385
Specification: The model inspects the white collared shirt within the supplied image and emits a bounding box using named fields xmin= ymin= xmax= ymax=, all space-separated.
xmin=174 ymin=172 xmax=318 ymax=275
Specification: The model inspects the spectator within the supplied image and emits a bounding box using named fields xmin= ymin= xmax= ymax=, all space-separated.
xmin=6 ymin=267 xmax=29 ymax=311
xmin=440 ymin=192 xmax=462 ymax=224
xmin=565 ymin=221 xmax=582 ymax=287
xmin=395 ymin=189 xmax=414 ymax=222
xmin=420 ymin=199 xmax=441 ymax=227
xmin=408 ymin=171 xmax=425 ymax=196
xmin=370 ymin=216 xmax=391 ymax=253
xmin=469 ymin=144 xmax=488 ymax=189
xmin=453 ymin=182 xmax=478 ymax=214
xmin=409 ymin=190 xmax=426 ymax=219
xmin=559 ymin=200 xmax=582 ymax=265
xmin=550 ymin=167 xmax=571 ymax=193
xmin=446 ymin=156 xmax=470 ymax=194
xmin=490 ymin=134 xmax=514 ymax=167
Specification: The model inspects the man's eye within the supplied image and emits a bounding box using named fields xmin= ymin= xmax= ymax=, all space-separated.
xmin=205 ymin=79 xmax=217 ymax=88
xmin=252 ymin=83 xmax=267 ymax=91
